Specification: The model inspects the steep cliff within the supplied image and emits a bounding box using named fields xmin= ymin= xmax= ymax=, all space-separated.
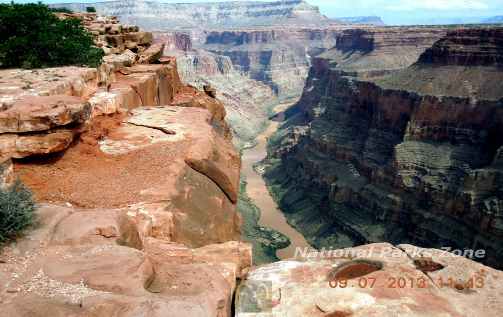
xmin=51 ymin=1 xmax=344 ymax=100
xmin=154 ymin=32 xmax=276 ymax=144
xmin=265 ymin=27 xmax=503 ymax=269
xmin=200 ymin=27 xmax=341 ymax=98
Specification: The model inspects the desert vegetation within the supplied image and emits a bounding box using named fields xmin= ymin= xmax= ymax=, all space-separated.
xmin=0 ymin=2 xmax=103 ymax=69
xmin=0 ymin=180 xmax=36 ymax=244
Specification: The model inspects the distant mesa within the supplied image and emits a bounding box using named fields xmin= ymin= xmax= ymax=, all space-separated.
xmin=49 ymin=0 xmax=331 ymax=30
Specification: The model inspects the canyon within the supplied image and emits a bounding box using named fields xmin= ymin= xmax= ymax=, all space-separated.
xmin=50 ymin=0 xmax=383 ymax=143
xmin=1 ymin=1 xmax=503 ymax=316
xmin=264 ymin=26 xmax=503 ymax=271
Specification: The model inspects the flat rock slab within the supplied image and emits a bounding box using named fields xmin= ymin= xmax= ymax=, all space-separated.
xmin=236 ymin=243 xmax=503 ymax=317
xmin=0 ymin=67 xmax=98 ymax=107
xmin=0 ymin=202 xmax=252 ymax=317
xmin=101 ymin=105 xmax=240 ymax=203
xmin=0 ymin=129 xmax=76 ymax=159
xmin=0 ymin=95 xmax=90 ymax=133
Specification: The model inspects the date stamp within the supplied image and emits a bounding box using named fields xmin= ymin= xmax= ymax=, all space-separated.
xmin=329 ymin=276 xmax=486 ymax=289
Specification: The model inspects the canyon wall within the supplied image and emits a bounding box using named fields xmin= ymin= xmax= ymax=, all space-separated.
xmin=265 ymin=27 xmax=503 ymax=268
xmin=50 ymin=0 xmax=329 ymax=30
xmin=51 ymin=1 xmax=346 ymax=101
xmin=200 ymin=27 xmax=341 ymax=98
xmin=154 ymin=32 xmax=276 ymax=144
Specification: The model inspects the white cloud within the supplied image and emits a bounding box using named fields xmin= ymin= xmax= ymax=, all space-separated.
xmin=385 ymin=0 xmax=489 ymax=11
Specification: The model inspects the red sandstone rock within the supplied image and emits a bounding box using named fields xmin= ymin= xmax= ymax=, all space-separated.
xmin=0 ymin=129 xmax=76 ymax=159
xmin=0 ymin=95 xmax=90 ymax=134
xmin=237 ymin=243 xmax=503 ymax=316
xmin=1 ymin=12 xmax=248 ymax=317
xmin=0 ymin=201 xmax=251 ymax=317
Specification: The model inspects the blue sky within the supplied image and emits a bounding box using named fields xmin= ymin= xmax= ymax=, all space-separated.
xmin=3 ymin=0 xmax=503 ymax=25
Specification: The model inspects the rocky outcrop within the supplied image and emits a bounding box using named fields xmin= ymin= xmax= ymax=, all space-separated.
xmin=265 ymin=27 xmax=503 ymax=269
xmin=0 ymin=204 xmax=251 ymax=317
xmin=1 ymin=12 xmax=251 ymax=316
xmin=0 ymin=62 xmax=183 ymax=159
xmin=236 ymin=243 xmax=503 ymax=316
xmin=55 ymin=12 xmax=153 ymax=56
xmin=0 ymin=12 xmax=169 ymax=160
xmin=50 ymin=0 xmax=329 ymax=30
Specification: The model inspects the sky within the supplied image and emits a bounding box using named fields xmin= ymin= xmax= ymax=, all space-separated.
xmin=3 ymin=0 xmax=503 ymax=25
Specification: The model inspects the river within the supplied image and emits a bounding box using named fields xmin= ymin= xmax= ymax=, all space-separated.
xmin=241 ymin=102 xmax=311 ymax=259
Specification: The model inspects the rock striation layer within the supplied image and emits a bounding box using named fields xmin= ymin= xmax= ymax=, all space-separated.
xmin=164 ymin=44 xmax=276 ymax=144
xmin=200 ymin=27 xmax=341 ymax=98
xmin=265 ymin=27 xmax=503 ymax=269
xmin=50 ymin=0 xmax=329 ymax=30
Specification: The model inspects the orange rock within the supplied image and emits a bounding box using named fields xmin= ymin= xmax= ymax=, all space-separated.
xmin=138 ymin=43 xmax=165 ymax=64
xmin=0 ymin=95 xmax=90 ymax=134
xmin=0 ymin=129 xmax=76 ymax=159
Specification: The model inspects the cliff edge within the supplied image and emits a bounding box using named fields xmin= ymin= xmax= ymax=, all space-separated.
xmin=0 ymin=12 xmax=251 ymax=316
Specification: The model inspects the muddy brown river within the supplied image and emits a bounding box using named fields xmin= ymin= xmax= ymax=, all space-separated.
xmin=241 ymin=103 xmax=311 ymax=259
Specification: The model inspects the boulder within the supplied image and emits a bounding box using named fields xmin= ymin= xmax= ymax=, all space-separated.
xmin=127 ymin=64 xmax=183 ymax=105
xmin=138 ymin=43 xmax=165 ymax=64
xmin=0 ymin=130 xmax=76 ymax=159
xmin=103 ymin=49 xmax=138 ymax=69
xmin=124 ymin=32 xmax=153 ymax=46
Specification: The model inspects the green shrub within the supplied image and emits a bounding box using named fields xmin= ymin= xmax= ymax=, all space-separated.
xmin=0 ymin=180 xmax=36 ymax=244
xmin=86 ymin=6 xmax=96 ymax=13
xmin=0 ymin=3 xmax=104 ymax=69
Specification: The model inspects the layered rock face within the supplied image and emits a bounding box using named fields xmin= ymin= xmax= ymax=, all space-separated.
xmin=201 ymin=28 xmax=341 ymax=98
xmin=265 ymin=27 xmax=503 ymax=268
xmin=51 ymin=0 xmax=329 ymax=30
xmin=153 ymin=32 xmax=276 ymax=144
xmin=154 ymin=31 xmax=193 ymax=52
xmin=236 ymin=243 xmax=503 ymax=316
xmin=51 ymin=1 xmax=341 ymax=100
xmin=1 ymin=14 xmax=251 ymax=317
xmin=418 ymin=28 xmax=503 ymax=67
xmin=177 ymin=50 xmax=275 ymax=144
